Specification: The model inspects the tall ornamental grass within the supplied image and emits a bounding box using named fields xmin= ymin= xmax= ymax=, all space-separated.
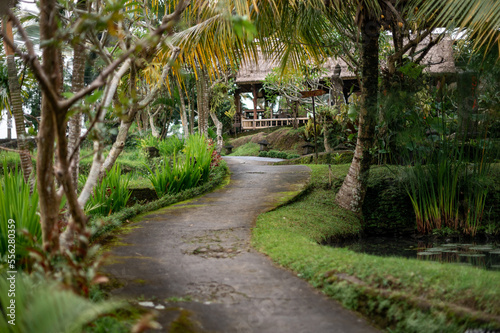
xmin=0 ymin=162 xmax=41 ymax=262
xmin=399 ymin=118 xmax=491 ymax=236
xmin=146 ymin=134 xmax=214 ymax=198
xmin=84 ymin=164 xmax=132 ymax=216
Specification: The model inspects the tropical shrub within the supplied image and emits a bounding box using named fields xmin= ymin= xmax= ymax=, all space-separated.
xmin=267 ymin=150 xmax=279 ymax=158
xmin=276 ymin=151 xmax=288 ymax=159
xmin=0 ymin=162 xmax=40 ymax=263
xmin=84 ymin=164 xmax=132 ymax=217
xmin=258 ymin=151 xmax=268 ymax=157
xmin=146 ymin=134 xmax=214 ymax=198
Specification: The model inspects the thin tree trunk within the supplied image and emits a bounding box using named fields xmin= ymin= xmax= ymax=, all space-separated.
xmin=100 ymin=63 xmax=138 ymax=177
xmin=335 ymin=14 xmax=380 ymax=214
xmin=176 ymin=79 xmax=189 ymax=138
xmin=210 ymin=111 xmax=223 ymax=152
xmin=188 ymin=91 xmax=194 ymax=135
xmin=149 ymin=106 xmax=161 ymax=138
xmin=2 ymin=19 xmax=33 ymax=184
xmin=68 ymin=32 xmax=86 ymax=191
xmin=100 ymin=49 xmax=180 ymax=176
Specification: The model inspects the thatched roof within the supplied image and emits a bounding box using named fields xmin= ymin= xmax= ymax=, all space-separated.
xmin=235 ymin=37 xmax=456 ymax=88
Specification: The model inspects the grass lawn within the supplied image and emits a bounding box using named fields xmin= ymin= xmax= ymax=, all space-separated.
xmin=253 ymin=164 xmax=500 ymax=333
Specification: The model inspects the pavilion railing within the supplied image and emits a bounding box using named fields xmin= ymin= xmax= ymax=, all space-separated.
xmin=241 ymin=117 xmax=309 ymax=130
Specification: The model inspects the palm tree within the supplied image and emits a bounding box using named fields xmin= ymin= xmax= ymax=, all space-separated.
xmin=1 ymin=18 xmax=33 ymax=184
xmin=415 ymin=0 xmax=500 ymax=54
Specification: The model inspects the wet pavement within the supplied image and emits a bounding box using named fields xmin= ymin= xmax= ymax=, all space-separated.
xmin=101 ymin=156 xmax=379 ymax=332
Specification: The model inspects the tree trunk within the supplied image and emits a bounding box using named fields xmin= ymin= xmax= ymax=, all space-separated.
xmin=2 ymin=19 xmax=33 ymax=184
xmin=176 ymin=79 xmax=189 ymax=138
xmin=38 ymin=0 xmax=63 ymax=251
xmin=335 ymin=14 xmax=380 ymax=214
xmin=68 ymin=34 xmax=86 ymax=191
xmin=100 ymin=64 xmax=138 ymax=177
xmin=188 ymin=91 xmax=194 ymax=135
xmin=196 ymin=69 xmax=209 ymax=136
xmin=210 ymin=111 xmax=223 ymax=153
xmin=149 ymin=106 xmax=161 ymax=138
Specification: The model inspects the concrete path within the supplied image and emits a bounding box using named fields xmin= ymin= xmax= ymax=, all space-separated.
xmin=102 ymin=157 xmax=379 ymax=333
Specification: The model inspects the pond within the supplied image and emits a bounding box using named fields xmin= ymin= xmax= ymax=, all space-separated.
xmin=330 ymin=236 xmax=500 ymax=271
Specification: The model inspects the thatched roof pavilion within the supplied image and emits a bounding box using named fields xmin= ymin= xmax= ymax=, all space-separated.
xmin=233 ymin=37 xmax=456 ymax=131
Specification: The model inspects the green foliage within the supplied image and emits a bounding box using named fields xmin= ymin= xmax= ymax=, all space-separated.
xmin=287 ymin=153 xmax=300 ymax=159
xmin=0 ymin=161 xmax=40 ymax=263
xmin=84 ymin=164 xmax=132 ymax=217
xmin=0 ymin=274 xmax=123 ymax=333
xmin=267 ymin=150 xmax=278 ymax=158
xmin=228 ymin=142 xmax=260 ymax=156
xmin=258 ymin=151 xmax=268 ymax=157
xmin=396 ymin=114 xmax=493 ymax=236
xmin=362 ymin=167 xmax=415 ymax=233
xmin=158 ymin=135 xmax=185 ymax=157
xmin=276 ymin=151 xmax=288 ymax=159
xmin=145 ymin=134 xmax=214 ymax=198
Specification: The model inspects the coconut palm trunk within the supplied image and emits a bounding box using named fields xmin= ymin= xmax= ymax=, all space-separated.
xmin=2 ymin=19 xmax=33 ymax=184
xmin=335 ymin=12 xmax=380 ymax=214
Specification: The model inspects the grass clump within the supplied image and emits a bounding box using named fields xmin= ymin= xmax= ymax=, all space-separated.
xmin=228 ymin=142 xmax=259 ymax=156
xmin=253 ymin=164 xmax=500 ymax=332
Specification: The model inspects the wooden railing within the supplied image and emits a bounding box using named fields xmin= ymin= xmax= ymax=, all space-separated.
xmin=241 ymin=117 xmax=309 ymax=130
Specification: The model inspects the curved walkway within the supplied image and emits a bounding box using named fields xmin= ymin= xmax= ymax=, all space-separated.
xmin=102 ymin=157 xmax=378 ymax=332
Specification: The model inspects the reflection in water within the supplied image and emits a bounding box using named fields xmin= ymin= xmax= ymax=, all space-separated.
xmin=331 ymin=237 xmax=500 ymax=271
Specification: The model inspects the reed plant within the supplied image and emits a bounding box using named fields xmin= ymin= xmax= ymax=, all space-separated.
xmin=0 ymin=161 xmax=41 ymax=262
xmin=85 ymin=164 xmax=132 ymax=216
xmin=399 ymin=117 xmax=491 ymax=236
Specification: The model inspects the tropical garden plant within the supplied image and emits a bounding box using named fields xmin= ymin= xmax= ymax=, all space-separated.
xmin=0 ymin=162 xmax=40 ymax=264
xmin=145 ymin=134 xmax=215 ymax=198
xmin=83 ymin=164 xmax=132 ymax=217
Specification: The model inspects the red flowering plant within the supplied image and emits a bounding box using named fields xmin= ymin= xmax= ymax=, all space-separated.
xmin=207 ymin=138 xmax=222 ymax=169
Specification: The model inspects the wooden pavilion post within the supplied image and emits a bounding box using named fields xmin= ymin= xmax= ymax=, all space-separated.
xmin=252 ymin=84 xmax=257 ymax=129
xmin=234 ymin=89 xmax=241 ymax=135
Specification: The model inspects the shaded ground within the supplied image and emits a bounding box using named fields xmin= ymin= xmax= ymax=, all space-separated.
xmin=101 ymin=156 xmax=379 ymax=332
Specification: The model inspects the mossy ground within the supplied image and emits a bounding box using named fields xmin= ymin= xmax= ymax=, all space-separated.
xmin=253 ymin=164 xmax=500 ymax=332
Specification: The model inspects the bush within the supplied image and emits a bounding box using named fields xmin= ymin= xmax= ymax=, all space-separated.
xmin=267 ymin=150 xmax=279 ymax=158
xmin=84 ymin=164 xmax=132 ymax=217
xmin=287 ymin=153 xmax=300 ymax=159
xmin=258 ymin=151 xmax=268 ymax=157
xmin=276 ymin=152 xmax=288 ymax=159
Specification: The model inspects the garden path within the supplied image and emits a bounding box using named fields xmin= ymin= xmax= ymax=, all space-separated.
xmin=102 ymin=156 xmax=379 ymax=332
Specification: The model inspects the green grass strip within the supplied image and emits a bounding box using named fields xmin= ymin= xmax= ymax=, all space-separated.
xmin=252 ymin=164 xmax=500 ymax=333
